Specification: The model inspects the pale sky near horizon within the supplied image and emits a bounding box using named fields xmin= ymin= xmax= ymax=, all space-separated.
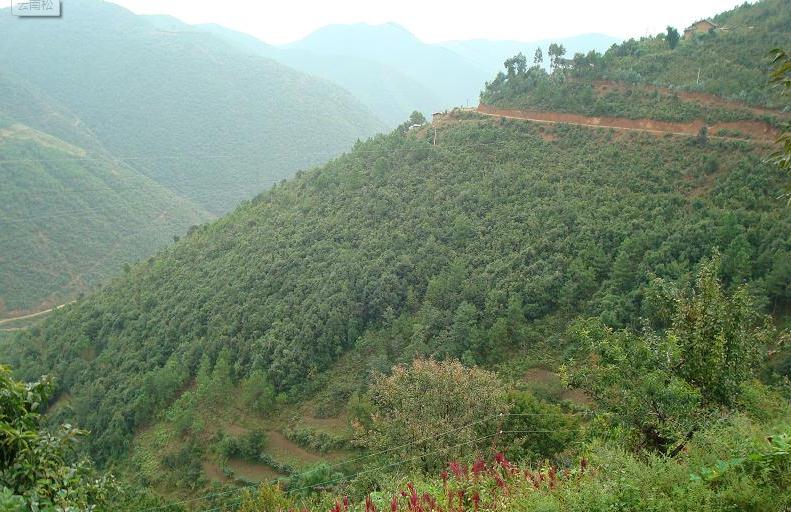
xmin=1 ymin=0 xmax=752 ymax=44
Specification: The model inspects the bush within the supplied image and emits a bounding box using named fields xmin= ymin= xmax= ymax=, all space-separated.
xmin=284 ymin=425 xmax=348 ymax=453
xmin=217 ymin=430 xmax=268 ymax=461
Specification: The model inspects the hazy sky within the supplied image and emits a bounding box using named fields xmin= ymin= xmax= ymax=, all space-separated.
xmin=3 ymin=0 xmax=751 ymax=44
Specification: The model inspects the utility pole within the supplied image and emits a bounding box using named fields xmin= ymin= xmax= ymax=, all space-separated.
xmin=433 ymin=127 xmax=437 ymax=147
xmin=697 ymin=67 xmax=701 ymax=85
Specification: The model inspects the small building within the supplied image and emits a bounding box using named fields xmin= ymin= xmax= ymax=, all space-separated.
xmin=684 ymin=19 xmax=719 ymax=39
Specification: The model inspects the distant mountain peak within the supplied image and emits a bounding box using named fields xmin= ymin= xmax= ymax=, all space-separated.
xmin=284 ymin=21 xmax=424 ymax=51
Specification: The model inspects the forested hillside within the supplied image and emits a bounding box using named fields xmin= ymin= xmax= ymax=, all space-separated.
xmin=482 ymin=0 xmax=791 ymax=113
xmin=0 ymin=73 xmax=211 ymax=316
xmin=4 ymin=107 xmax=788 ymax=464
xmin=0 ymin=0 xmax=384 ymax=214
xmin=1 ymin=1 xmax=790 ymax=509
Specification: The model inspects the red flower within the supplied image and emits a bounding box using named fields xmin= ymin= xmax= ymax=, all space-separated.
xmin=472 ymin=458 xmax=486 ymax=479
xmin=448 ymin=461 xmax=467 ymax=480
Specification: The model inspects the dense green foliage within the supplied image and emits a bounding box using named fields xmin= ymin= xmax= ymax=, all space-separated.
xmin=237 ymin=268 xmax=789 ymax=512
xmin=565 ymin=257 xmax=773 ymax=454
xmin=354 ymin=359 xmax=508 ymax=471
xmin=0 ymin=366 xmax=115 ymax=510
xmin=0 ymin=0 xmax=384 ymax=214
xmin=240 ymin=419 xmax=791 ymax=512
xmin=768 ymin=47 xmax=791 ymax=198
xmin=4 ymin=109 xmax=788 ymax=466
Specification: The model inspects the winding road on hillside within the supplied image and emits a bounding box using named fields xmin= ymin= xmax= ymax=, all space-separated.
xmin=0 ymin=301 xmax=74 ymax=327
xmin=471 ymin=105 xmax=781 ymax=143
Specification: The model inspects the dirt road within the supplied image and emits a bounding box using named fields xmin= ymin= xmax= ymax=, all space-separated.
xmin=0 ymin=301 xmax=74 ymax=326
xmin=474 ymin=104 xmax=780 ymax=143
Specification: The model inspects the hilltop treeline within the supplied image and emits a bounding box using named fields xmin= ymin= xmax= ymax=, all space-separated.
xmin=482 ymin=0 xmax=791 ymax=111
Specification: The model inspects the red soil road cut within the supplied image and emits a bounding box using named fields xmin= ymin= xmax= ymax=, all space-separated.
xmin=475 ymin=104 xmax=781 ymax=142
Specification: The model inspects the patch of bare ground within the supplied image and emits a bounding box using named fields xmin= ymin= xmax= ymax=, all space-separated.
xmin=302 ymin=415 xmax=349 ymax=431
xmin=265 ymin=430 xmax=323 ymax=464
xmin=202 ymin=460 xmax=228 ymax=483
xmin=685 ymin=170 xmax=723 ymax=199
xmin=536 ymin=126 xmax=558 ymax=142
xmin=227 ymin=459 xmax=282 ymax=483
xmin=523 ymin=367 xmax=562 ymax=385
xmin=224 ymin=423 xmax=249 ymax=437
xmin=523 ymin=367 xmax=594 ymax=407
xmin=711 ymin=120 xmax=778 ymax=140
xmin=561 ymin=389 xmax=595 ymax=407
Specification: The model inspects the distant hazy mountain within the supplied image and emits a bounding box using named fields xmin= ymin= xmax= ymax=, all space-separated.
xmin=0 ymin=0 xmax=385 ymax=214
xmin=442 ymin=33 xmax=622 ymax=73
xmin=0 ymin=73 xmax=210 ymax=315
xmin=196 ymin=23 xmax=443 ymax=127
xmin=285 ymin=23 xmax=490 ymax=109
xmin=193 ymin=22 xmax=618 ymax=126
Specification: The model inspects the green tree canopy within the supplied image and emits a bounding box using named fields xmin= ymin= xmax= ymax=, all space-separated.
xmin=564 ymin=257 xmax=772 ymax=455
xmin=355 ymin=359 xmax=508 ymax=471
xmin=0 ymin=366 xmax=114 ymax=509
xmin=666 ymin=26 xmax=680 ymax=49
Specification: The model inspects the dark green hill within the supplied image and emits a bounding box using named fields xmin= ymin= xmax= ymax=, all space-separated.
xmin=0 ymin=0 xmax=385 ymax=214
xmin=4 ymin=109 xmax=789 ymax=465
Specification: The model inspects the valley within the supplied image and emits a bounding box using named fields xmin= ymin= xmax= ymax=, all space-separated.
xmin=0 ymin=0 xmax=789 ymax=510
